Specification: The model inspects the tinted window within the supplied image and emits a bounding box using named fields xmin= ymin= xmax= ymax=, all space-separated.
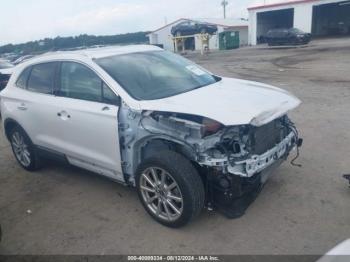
xmin=59 ymin=62 xmax=102 ymax=102
xmin=16 ymin=67 xmax=31 ymax=89
xmin=27 ymin=63 xmax=56 ymax=94
xmin=290 ymin=28 xmax=304 ymax=34
xmin=102 ymin=82 xmax=119 ymax=104
xmin=96 ymin=51 xmax=217 ymax=100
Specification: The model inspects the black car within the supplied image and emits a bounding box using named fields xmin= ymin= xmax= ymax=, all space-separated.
xmin=171 ymin=21 xmax=217 ymax=36
xmin=265 ymin=28 xmax=311 ymax=46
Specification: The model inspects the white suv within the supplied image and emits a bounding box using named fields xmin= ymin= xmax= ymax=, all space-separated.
xmin=0 ymin=45 xmax=302 ymax=227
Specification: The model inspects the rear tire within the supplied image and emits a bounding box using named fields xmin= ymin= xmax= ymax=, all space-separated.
xmin=9 ymin=126 xmax=41 ymax=171
xmin=136 ymin=151 xmax=205 ymax=228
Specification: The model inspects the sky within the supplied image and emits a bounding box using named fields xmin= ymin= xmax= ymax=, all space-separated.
xmin=0 ymin=0 xmax=289 ymax=45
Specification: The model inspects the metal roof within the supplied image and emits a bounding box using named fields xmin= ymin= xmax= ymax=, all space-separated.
xmin=248 ymin=0 xmax=319 ymax=11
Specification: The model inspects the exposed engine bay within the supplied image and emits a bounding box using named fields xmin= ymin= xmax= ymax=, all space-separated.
xmin=118 ymin=103 xmax=300 ymax=181
xmin=118 ymin=103 xmax=302 ymax=218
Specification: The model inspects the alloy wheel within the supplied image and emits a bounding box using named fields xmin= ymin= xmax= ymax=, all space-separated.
xmin=11 ymin=131 xmax=31 ymax=167
xmin=140 ymin=167 xmax=184 ymax=221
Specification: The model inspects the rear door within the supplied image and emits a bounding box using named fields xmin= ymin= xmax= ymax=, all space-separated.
xmin=8 ymin=62 xmax=65 ymax=150
xmin=54 ymin=61 xmax=123 ymax=181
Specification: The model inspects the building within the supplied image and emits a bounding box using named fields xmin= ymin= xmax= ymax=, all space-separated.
xmin=148 ymin=18 xmax=248 ymax=52
xmin=248 ymin=0 xmax=350 ymax=45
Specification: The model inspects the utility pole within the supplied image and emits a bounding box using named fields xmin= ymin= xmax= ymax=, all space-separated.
xmin=221 ymin=0 xmax=228 ymax=19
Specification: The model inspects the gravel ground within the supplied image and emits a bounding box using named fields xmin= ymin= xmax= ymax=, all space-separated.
xmin=0 ymin=38 xmax=349 ymax=255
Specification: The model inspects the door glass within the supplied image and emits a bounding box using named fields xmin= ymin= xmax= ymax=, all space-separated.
xmin=27 ymin=63 xmax=56 ymax=94
xmin=16 ymin=67 xmax=31 ymax=89
xmin=59 ymin=62 xmax=102 ymax=102
xmin=102 ymin=82 xmax=119 ymax=105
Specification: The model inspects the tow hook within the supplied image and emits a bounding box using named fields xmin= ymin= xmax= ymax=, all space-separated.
xmin=343 ymin=174 xmax=350 ymax=187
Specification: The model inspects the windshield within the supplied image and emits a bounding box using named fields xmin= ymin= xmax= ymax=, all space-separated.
xmin=96 ymin=50 xmax=218 ymax=100
xmin=0 ymin=60 xmax=14 ymax=69
xmin=290 ymin=28 xmax=304 ymax=34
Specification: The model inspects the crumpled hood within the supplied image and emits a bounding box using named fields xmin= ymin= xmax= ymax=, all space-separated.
xmin=138 ymin=77 xmax=301 ymax=126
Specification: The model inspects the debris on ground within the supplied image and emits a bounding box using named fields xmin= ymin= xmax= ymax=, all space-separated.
xmin=343 ymin=174 xmax=350 ymax=187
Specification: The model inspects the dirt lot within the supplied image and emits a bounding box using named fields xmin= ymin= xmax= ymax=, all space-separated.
xmin=0 ymin=38 xmax=349 ymax=255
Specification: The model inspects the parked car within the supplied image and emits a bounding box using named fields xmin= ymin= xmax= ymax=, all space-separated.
xmin=0 ymin=45 xmax=302 ymax=227
xmin=317 ymin=239 xmax=350 ymax=261
xmin=171 ymin=21 xmax=217 ymax=36
xmin=13 ymin=55 xmax=34 ymax=65
xmin=266 ymin=28 xmax=311 ymax=46
xmin=0 ymin=60 xmax=14 ymax=92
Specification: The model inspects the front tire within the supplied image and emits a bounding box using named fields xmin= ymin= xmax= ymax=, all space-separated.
xmin=136 ymin=151 xmax=205 ymax=228
xmin=9 ymin=126 xmax=41 ymax=171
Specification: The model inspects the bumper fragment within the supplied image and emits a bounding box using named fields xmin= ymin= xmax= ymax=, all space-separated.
xmin=228 ymin=132 xmax=296 ymax=177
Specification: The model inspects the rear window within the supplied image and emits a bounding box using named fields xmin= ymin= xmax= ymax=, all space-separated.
xmin=27 ymin=62 xmax=56 ymax=94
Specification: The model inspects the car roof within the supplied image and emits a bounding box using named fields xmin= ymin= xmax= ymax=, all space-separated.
xmin=22 ymin=44 xmax=162 ymax=65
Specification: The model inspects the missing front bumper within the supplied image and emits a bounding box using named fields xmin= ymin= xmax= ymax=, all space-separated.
xmin=210 ymin=151 xmax=290 ymax=218
xmin=228 ymin=132 xmax=296 ymax=177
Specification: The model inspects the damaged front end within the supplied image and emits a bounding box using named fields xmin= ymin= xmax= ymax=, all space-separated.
xmin=119 ymin=105 xmax=302 ymax=218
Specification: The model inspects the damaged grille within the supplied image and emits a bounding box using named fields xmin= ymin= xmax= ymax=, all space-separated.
xmin=250 ymin=117 xmax=288 ymax=155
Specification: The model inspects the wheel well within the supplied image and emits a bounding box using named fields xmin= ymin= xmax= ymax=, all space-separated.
xmin=139 ymin=138 xmax=206 ymax=177
xmin=141 ymin=139 xmax=195 ymax=162
xmin=4 ymin=119 xmax=21 ymax=141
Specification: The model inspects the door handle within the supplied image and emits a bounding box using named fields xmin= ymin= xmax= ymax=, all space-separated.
xmin=102 ymin=106 xmax=110 ymax=111
xmin=57 ymin=111 xmax=71 ymax=119
xmin=17 ymin=103 xmax=27 ymax=111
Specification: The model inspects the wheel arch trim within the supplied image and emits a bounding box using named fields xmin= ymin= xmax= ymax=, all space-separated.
xmin=4 ymin=118 xmax=26 ymax=141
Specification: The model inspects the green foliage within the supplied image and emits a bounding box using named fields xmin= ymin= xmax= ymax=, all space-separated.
xmin=0 ymin=32 xmax=150 ymax=55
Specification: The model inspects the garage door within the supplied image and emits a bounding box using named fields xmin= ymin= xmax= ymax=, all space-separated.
xmin=256 ymin=8 xmax=294 ymax=44
xmin=312 ymin=1 xmax=350 ymax=36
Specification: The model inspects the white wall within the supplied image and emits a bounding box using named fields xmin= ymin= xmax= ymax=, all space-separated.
xmin=248 ymin=0 xmax=345 ymax=45
xmin=148 ymin=19 xmax=187 ymax=51
xmin=293 ymin=4 xmax=313 ymax=33
xmin=248 ymin=12 xmax=257 ymax=46
xmin=236 ymin=27 xmax=249 ymax=46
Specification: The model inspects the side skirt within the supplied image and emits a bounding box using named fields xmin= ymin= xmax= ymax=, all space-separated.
xmin=35 ymin=145 xmax=126 ymax=184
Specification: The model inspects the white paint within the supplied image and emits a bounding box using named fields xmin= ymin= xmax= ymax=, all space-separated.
xmin=248 ymin=0 xmax=345 ymax=45
xmin=318 ymin=239 xmax=350 ymax=260
xmin=138 ymin=77 xmax=301 ymax=126
xmin=1 ymin=65 xmax=124 ymax=180
xmin=293 ymin=4 xmax=313 ymax=32
xmin=1 ymin=46 xmax=301 ymax=187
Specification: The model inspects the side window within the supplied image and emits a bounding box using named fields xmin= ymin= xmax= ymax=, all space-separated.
xmin=27 ymin=63 xmax=56 ymax=94
xmin=16 ymin=67 xmax=31 ymax=89
xmin=59 ymin=62 xmax=102 ymax=102
xmin=102 ymin=82 xmax=119 ymax=105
